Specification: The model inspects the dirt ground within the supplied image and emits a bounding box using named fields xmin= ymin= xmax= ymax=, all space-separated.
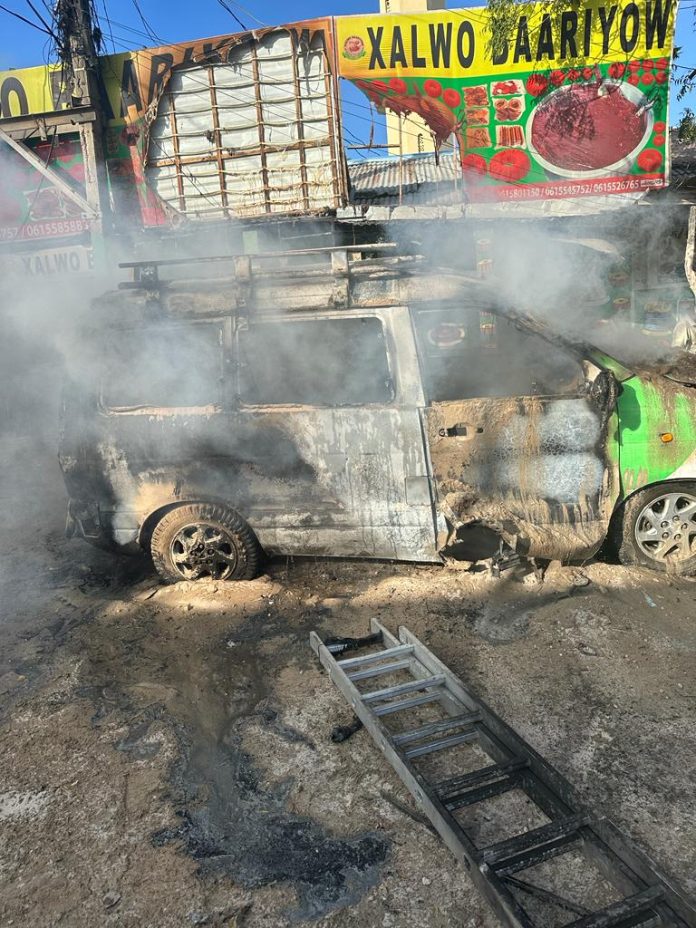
xmin=1 ymin=433 xmax=695 ymax=928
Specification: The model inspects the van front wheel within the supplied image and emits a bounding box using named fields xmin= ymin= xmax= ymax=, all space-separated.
xmin=150 ymin=503 xmax=260 ymax=583
xmin=614 ymin=483 xmax=696 ymax=575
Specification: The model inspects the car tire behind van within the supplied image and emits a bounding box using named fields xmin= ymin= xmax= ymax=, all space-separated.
xmin=613 ymin=482 xmax=696 ymax=575
xmin=150 ymin=503 xmax=261 ymax=583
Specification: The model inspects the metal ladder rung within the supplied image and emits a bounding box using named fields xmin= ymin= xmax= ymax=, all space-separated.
xmin=565 ymin=886 xmax=664 ymax=928
xmin=404 ymin=729 xmax=479 ymax=759
xmin=445 ymin=769 xmax=525 ymax=810
xmin=436 ymin=760 xmax=528 ymax=800
xmin=338 ymin=644 xmax=415 ymax=670
xmin=494 ymin=831 xmax=584 ymax=877
xmin=394 ymin=712 xmax=481 ymax=746
xmin=310 ymin=624 xmax=696 ymax=928
xmin=348 ymin=659 xmax=413 ymax=682
xmin=481 ymin=813 xmax=593 ymax=867
xmin=363 ymin=674 xmax=446 ymax=704
xmin=373 ymin=691 xmax=442 ymax=716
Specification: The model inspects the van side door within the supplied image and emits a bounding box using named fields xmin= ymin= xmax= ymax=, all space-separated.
xmin=413 ymin=305 xmax=621 ymax=560
xmin=232 ymin=307 xmax=439 ymax=561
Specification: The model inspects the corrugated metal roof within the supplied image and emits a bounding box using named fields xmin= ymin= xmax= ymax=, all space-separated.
xmin=349 ymin=143 xmax=696 ymax=202
xmin=348 ymin=151 xmax=459 ymax=200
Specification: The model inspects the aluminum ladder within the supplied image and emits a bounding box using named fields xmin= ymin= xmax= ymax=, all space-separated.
xmin=310 ymin=619 xmax=696 ymax=928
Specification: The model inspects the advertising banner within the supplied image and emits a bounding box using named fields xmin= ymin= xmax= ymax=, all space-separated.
xmin=96 ymin=18 xmax=339 ymax=224
xmin=0 ymin=136 xmax=90 ymax=245
xmin=0 ymin=64 xmax=67 ymax=119
xmin=336 ymin=0 xmax=675 ymax=201
xmin=0 ymin=18 xmax=339 ymax=231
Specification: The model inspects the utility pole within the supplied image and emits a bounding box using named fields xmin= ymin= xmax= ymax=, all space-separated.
xmin=55 ymin=0 xmax=110 ymax=240
xmin=0 ymin=0 xmax=111 ymax=280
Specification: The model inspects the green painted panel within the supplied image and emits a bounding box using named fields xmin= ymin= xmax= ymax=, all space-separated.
xmin=617 ymin=375 xmax=696 ymax=495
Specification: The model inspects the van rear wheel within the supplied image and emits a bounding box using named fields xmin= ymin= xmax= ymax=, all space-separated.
xmin=614 ymin=482 xmax=696 ymax=575
xmin=150 ymin=503 xmax=260 ymax=583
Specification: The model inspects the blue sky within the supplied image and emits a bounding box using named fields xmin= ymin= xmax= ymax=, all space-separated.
xmin=1 ymin=0 xmax=695 ymax=155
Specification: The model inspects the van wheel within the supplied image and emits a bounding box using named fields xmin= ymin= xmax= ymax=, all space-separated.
xmin=613 ymin=482 xmax=696 ymax=575
xmin=150 ymin=503 xmax=260 ymax=583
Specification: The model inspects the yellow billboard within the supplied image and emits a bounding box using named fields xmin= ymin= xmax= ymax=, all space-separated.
xmin=336 ymin=1 xmax=674 ymax=79
xmin=336 ymin=0 xmax=675 ymax=201
xmin=0 ymin=64 xmax=64 ymax=119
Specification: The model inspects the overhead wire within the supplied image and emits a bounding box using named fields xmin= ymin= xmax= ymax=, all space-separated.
xmin=216 ymin=0 xmax=247 ymax=33
xmin=0 ymin=1 xmax=54 ymax=35
xmin=130 ymin=0 xmax=163 ymax=45
xmin=23 ymin=0 xmax=60 ymax=41
xmin=97 ymin=0 xmax=118 ymax=54
xmin=107 ymin=17 xmax=155 ymax=41
xmin=226 ymin=0 xmax=266 ymax=27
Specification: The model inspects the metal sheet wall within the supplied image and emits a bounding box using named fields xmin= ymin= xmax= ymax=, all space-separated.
xmin=146 ymin=28 xmax=342 ymax=219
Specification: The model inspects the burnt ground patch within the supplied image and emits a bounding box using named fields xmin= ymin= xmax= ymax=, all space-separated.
xmin=70 ymin=594 xmax=390 ymax=923
xmin=153 ymin=728 xmax=388 ymax=921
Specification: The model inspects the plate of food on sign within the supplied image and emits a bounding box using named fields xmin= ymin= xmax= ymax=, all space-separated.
xmin=454 ymin=59 xmax=669 ymax=190
xmin=524 ymin=66 xmax=661 ymax=180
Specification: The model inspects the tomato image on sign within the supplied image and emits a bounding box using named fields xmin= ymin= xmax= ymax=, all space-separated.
xmin=343 ymin=36 xmax=365 ymax=60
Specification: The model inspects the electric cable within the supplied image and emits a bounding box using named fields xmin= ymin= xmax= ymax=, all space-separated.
xmin=23 ymin=0 xmax=60 ymax=41
xmin=97 ymin=0 xmax=117 ymax=54
xmin=0 ymin=1 xmax=53 ymax=35
xmin=216 ymin=0 xmax=247 ymax=33
xmin=130 ymin=0 xmax=163 ymax=45
xmin=227 ymin=0 xmax=266 ymax=27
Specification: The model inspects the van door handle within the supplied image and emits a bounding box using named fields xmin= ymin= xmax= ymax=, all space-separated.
xmin=439 ymin=424 xmax=482 ymax=437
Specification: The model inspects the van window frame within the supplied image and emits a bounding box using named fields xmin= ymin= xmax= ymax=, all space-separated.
xmin=233 ymin=310 xmax=397 ymax=410
xmin=411 ymin=302 xmax=588 ymax=404
xmin=98 ymin=317 xmax=230 ymax=416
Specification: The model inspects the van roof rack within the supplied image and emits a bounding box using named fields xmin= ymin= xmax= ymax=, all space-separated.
xmin=118 ymin=243 xmax=402 ymax=289
xmin=118 ymin=243 xmax=398 ymax=270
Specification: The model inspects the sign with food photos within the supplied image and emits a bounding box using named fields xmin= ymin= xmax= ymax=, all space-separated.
xmin=336 ymin=0 xmax=675 ymax=201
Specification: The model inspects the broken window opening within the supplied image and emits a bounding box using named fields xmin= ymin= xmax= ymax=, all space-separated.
xmin=413 ymin=306 xmax=585 ymax=402
xmin=101 ymin=323 xmax=224 ymax=410
xmin=238 ymin=316 xmax=394 ymax=407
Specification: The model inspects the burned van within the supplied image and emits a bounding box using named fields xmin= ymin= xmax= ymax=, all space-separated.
xmin=59 ymin=246 xmax=696 ymax=581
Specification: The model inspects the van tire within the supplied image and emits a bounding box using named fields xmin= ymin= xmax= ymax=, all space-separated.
xmin=612 ymin=482 xmax=696 ymax=575
xmin=150 ymin=503 xmax=261 ymax=583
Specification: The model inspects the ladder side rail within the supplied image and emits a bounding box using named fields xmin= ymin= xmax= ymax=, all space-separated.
xmin=586 ymin=821 xmax=696 ymax=928
xmin=370 ymin=620 xmax=570 ymax=820
xmin=371 ymin=618 xmax=400 ymax=648
xmin=390 ymin=623 xmax=672 ymax=910
xmin=576 ymin=825 xmax=656 ymax=914
xmin=369 ymin=618 xmax=489 ymax=722
xmin=518 ymin=769 xmax=581 ymax=821
xmin=309 ymin=631 xmax=536 ymax=928
xmin=396 ymin=624 xmax=582 ymax=816
xmin=394 ymin=621 xmax=696 ymax=927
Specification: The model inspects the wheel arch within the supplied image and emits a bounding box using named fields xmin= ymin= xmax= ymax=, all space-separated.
xmin=138 ymin=498 xmax=248 ymax=550
xmin=611 ymin=477 xmax=696 ymax=529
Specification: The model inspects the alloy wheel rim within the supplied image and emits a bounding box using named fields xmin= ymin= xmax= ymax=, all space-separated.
xmin=634 ymin=492 xmax=696 ymax=563
xmin=170 ymin=523 xmax=238 ymax=580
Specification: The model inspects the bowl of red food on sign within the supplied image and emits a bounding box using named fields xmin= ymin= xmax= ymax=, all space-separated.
xmin=526 ymin=79 xmax=654 ymax=179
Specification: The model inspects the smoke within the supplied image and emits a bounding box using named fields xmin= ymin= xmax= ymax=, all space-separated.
xmin=484 ymin=213 xmax=692 ymax=366
xmin=2 ymin=110 xmax=694 ymax=580
xmin=405 ymin=199 xmax=695 ymax=376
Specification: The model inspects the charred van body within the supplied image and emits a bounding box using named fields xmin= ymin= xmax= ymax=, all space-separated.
xmin=59 ymin=246 xmax=696 ymax=581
